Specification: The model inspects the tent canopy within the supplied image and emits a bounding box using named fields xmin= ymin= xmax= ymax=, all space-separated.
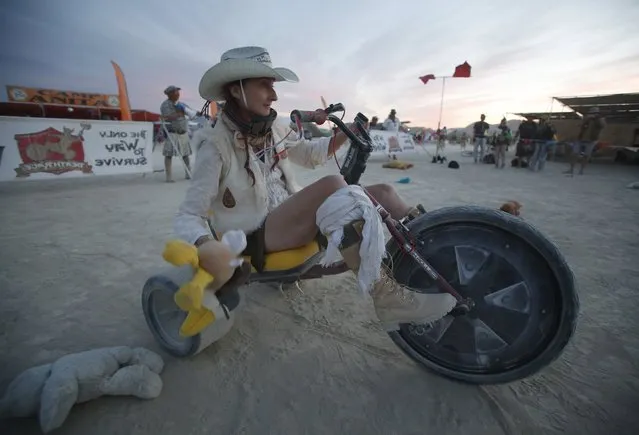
xmin=515 ymin=112 xmax=582 ymax=121
xmin=553 ymin=93 xmax=639 ymax=123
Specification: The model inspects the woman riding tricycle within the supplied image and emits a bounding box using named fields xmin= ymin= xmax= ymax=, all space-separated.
xmin=143 ymin=46 xmax=578 ymax=384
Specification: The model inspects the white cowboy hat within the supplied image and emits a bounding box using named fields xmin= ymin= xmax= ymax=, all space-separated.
xmin=199 ymin=46 xmax=299 ymax=101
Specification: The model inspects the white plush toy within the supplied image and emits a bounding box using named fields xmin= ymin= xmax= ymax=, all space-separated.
xmin=0 ymin=346 xmax=164 ymax=433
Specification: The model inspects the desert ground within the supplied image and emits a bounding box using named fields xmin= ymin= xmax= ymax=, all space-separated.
xmin=1 ymin=144 xmax=638 ymax=435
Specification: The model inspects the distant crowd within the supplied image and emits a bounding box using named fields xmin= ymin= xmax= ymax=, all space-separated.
xmin=428 ymin=108 xmax=606 ymax=176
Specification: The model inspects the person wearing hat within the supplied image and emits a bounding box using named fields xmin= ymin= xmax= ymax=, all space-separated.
xmin=160 ymin=85 xmax=194 ymax=182
xmin=174 ymin=46 xmax=456 ymax=329
xmin=382 ymin=109 xmax=401 ymax=132
xmin=566 ymin=106 xmax=606 ymax=176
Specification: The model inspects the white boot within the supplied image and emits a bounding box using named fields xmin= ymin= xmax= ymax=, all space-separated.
xmin=338 ymin=220 xmax=456 ymax=331
xmin=371 ymin=266 xmax=457 ymax=331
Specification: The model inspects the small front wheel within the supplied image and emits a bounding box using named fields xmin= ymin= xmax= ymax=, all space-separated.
xmin=385 ymin=206 xmax=579 ymax=384
xmin=141 ymin=266 xmax=236 ymax=357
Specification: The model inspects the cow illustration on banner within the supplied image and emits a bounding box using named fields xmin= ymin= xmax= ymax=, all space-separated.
xmin=14 ymin=123 xmax=94 ymax=177
xmin=388 ymin=135 xmax=403 ymax=153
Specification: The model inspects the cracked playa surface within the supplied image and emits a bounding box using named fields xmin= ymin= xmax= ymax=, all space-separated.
xmin=1 ymin=148 xmax=638 ymax=435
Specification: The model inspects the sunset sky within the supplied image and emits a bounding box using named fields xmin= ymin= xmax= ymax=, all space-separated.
xmin=1 ymin=0 xmax=638 ymax=128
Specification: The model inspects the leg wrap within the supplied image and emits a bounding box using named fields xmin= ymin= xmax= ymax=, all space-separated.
xmin=316 ymin=185 xmax=385 ymax=294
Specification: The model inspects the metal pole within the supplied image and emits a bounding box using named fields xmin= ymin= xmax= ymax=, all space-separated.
xmin=437 ymin=77 xmax=447 ymax=129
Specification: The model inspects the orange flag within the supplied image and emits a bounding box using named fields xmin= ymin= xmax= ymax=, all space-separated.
xmin=111 ymin=61 xmax=132 ymax=121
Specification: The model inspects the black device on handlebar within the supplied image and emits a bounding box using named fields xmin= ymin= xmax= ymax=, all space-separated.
xmin=333 ymin=112 xmax=372 ymax=185
xmin=290 ymin=105 xmax=372 ymax=185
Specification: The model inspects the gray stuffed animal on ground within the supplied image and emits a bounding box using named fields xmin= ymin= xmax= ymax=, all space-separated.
xmin=0 ymin=346 xmax=164 ymax=433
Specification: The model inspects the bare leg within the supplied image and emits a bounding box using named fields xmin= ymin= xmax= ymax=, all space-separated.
xmin=164 ymin=156 xmax=174 ymax=182
xmin=264 ymin=175 xmax=347 ymax=252
xmin=264 ymin=178 xmax=412 ymax=252
xmin=364 ymin=183 xmax=411 ymax=219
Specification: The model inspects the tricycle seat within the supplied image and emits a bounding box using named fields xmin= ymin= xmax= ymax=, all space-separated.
xmin=244 ymin=240 xmax=321 ymax=273
xmin=207 ymin=217 xmax=323 ymax=273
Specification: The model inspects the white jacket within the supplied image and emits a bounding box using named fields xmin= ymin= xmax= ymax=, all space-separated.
xmin=174 ymin=114 xmax=332 ymax=244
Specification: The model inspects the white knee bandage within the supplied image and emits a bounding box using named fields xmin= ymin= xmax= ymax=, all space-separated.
xmin=316 ymin=185 xmax=386 ymax=294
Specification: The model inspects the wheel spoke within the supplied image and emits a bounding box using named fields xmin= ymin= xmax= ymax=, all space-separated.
xmin=454 ymin=245 xmax=491 ymax=285
xmin=484 ymin=281 xmax=530 ymax=314
xmin=425 ymin=315 xmax=455 ymax=343
xmin=468 ymin=317 xmax=508 ymax=353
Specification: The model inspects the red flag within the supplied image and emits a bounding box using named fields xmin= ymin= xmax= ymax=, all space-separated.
xmin=419 ymin=74 xmax=436 ymax=84
xmin=453 ymin=62 xmax=471 ymax=78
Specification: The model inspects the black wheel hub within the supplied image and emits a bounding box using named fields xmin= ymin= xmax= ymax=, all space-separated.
xmin=394 ymin=224 xmax=561 ymax=375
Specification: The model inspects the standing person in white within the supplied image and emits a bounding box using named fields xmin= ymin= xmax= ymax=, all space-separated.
xmin=160 ymin=85 xmax=193 ymax=182
xmin=382 ymin=109 xmax=400 ymax=132
xmin=383 ymin=109 xmax=402 ymax=158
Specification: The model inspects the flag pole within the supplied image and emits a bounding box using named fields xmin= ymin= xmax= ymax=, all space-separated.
xmin=437 ymin=76 xmax=451 ymax=129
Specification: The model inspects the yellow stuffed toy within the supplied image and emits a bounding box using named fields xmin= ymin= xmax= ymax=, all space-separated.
xmin=382 ymin=160 xmax=414 ymax=170
xmin=162 ymin=230 xmax=247 ymax=337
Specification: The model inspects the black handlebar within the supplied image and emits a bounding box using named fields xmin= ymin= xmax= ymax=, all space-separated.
xmin=290 ymin=103 xmax=346 ymax=124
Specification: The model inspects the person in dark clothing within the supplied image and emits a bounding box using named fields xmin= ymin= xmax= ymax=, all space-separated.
xmin=514 ymin=117 xmax=537 ymax=168
xmin=530 ymin=118 xmax=556 ymax=171
xmin=472 ymin=114 xmax=490 ymax=163
xmin=566 ymin=107 xmax=606 ymax=176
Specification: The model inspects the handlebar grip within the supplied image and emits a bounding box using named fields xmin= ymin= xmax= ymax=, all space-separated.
xmin=290 ymin=110 xmax=319 ymax=124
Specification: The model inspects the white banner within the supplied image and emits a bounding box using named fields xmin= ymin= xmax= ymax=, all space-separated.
xmin=0 ymin=117 xmax=153 ymax=182
xmin=367 ymin=130 xmax=418 ymax=156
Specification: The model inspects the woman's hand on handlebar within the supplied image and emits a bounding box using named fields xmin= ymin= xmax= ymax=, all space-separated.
xmin=313 ymin=109 xmax=328 ymax=125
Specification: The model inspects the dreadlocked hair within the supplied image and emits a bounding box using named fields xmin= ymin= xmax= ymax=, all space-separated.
xmin=221 ymin=81 xmax=280 ymax=186
xmin=220 ymin=82 xmax=253 ymax=185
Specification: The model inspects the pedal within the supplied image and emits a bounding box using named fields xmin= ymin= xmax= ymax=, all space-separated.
xmin=450 ymin=299 xmax=474 ymax=317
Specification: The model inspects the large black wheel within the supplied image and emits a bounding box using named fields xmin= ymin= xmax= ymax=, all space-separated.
xmin=142 ymin=266 xmax=236 ymax=357
xmin=385 ymin=206 xmax=579 ymax=384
